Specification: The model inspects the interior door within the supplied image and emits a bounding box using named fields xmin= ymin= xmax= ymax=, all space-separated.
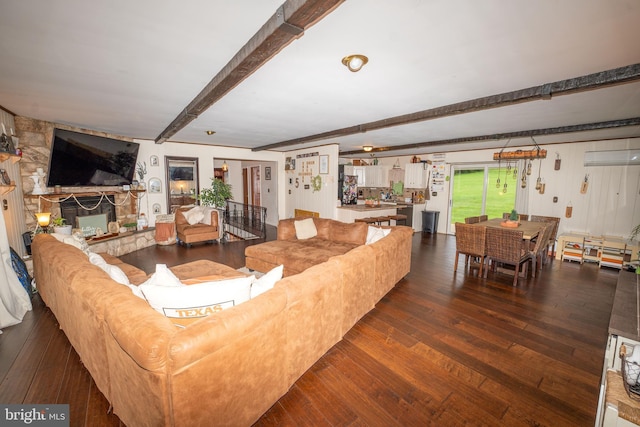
xmin=165 ymin=156 xmax=199 ymax=213
xmin=448 ymin=164 xmax=516 ymax=233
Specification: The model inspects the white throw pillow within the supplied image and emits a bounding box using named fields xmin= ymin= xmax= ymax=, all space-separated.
xmin=140 ymin=275 xmax=255 ymax=327
xmin=88 ymin=252 xmax=107 ymax=267
xmin=88 ymin=252 xmax=130 ymax=285
xmin=365 ymin=226 xmax=391 ymax=245
xmin=182 ymin=206 xmax=205 ymax=225
xmin=294 ymin=218 xmax=317 ymax=240
xmin=201 ymin=206 xmax=214 ymax=225
xmin=103 ymin=264 xmax=131 ymax=286
xmin=250 ymin=265 xmax=283 ymax=299
xmin=140 ymin=264 xmax=184 ymax=287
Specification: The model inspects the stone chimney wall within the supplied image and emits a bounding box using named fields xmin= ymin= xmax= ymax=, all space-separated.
xmin=14 ymin=117 xmax=138 ymax=230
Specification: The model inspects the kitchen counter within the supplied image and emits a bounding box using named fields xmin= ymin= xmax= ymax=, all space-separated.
xmin=337 ymin=204 xmax=399 ymax=212
xmin=335 ymin=205 xmax=399 ymax=224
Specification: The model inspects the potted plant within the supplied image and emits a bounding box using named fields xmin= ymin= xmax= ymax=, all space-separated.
xmin=51 ymin=216 xmax=72 ymax=235
xmin=502 ymin=209 xmax=520 ymax=228
xmin=198 ymin=178 xmax=232 ymax=208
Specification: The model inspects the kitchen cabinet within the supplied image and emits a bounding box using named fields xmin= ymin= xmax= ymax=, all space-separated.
xmin=363 ymin=165 xmax=389 ymax=187
xmin=404 ymin=163 xmax=427 ymax=188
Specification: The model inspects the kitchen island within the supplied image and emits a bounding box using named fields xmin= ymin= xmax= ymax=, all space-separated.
xmin=335 ymin=204 xmax=399 ymax=224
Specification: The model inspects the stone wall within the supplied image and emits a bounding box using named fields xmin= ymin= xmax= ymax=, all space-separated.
xmin=88 ymin=229 xmax=156 ymax=257
xmin=14 ymin=117 xmax=139 ymax=230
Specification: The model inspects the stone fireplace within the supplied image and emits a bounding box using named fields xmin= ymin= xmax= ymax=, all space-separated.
xmin=60 ymin=195 xmax=117 ymax=232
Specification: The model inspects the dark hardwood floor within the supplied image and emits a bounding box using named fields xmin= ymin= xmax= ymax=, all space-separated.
xmin=0 ymin=227 xmax=618 ymax=426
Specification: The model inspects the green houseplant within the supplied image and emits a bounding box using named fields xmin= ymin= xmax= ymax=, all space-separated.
xmin=509 ymin=209 xmax=519 ymax=221
xmin=51 ymin=216 xmax=72 ymax=235
xmin=198 ymin=178 xmax=232 ymax=208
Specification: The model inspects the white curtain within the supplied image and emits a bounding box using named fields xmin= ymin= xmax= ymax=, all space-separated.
xmin=0 ymin=207 xmax=32 ymax=334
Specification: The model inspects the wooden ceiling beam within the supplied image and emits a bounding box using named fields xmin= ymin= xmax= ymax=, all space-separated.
xmin=338 ymin=117 xmax=640 ymax=156
xmin=155 ymin=0 xmax=345 ymax=144
xmin=254 ymin=63 xmax=640 ymax=151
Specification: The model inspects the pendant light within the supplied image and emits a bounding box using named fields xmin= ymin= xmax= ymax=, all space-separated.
xmin=222 ymin=161 xmax=228 ymax=172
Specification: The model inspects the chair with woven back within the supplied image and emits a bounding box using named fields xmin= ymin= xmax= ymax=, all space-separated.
xmin=484 ymin=227 xmax=532 ymax=286
xmin=529 ymin=215 xmax=560 ymax=260
xmin=527 ymin=223 xmax=553 ymax=277
xmin=454 ymin=222 xmax=486 ymax=277
xmin=464 ymin=216 xmax=480 ymax=224
xmin=479 ymin=215 xmax=488 ymax=222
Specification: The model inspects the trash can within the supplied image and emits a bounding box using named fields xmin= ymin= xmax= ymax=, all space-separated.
xmin=422 ymin=210 xmax=439 ymax=234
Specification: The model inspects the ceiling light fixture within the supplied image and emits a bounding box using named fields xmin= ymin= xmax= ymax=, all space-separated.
xmin=363 ymin=145 xmax=373 ymax=152
xmin=342 ymin=54 xmax=368 ymax=72
xmin=205 ymin=130 xmax=216 ymax=135
xmin=221 ymin=161 xmax=228 ymax=172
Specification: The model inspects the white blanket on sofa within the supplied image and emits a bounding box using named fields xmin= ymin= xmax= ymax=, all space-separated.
xmin=0 ymin=209 xmax=32 ymax=334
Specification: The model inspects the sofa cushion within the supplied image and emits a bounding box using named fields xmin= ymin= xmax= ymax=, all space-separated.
xmin=330 ymin=221 xmax=368 ymax=245
xmin=250 ymin=265 xmax=284 ymax=299
xmin=96 ymin=253 xmax=149 ymax=285
xmin=294 ymin=218 xmax=317 ymax=240
xmin=140 ymin=275 xmax=254 ymax=327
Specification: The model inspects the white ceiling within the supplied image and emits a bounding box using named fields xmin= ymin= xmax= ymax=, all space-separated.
xmin=1 ymin=0 xmax=639 ymax=158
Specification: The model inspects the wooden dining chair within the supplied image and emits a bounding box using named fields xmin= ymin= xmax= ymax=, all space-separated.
xmin=464 ymin=216 xmax=480 ymax=224
xmin=454 ymin=222 xmax=486 ymax=277
xmin=484 ymin=227 xmax=531 ymax=286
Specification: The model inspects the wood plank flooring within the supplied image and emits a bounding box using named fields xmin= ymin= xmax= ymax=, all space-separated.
xmin=0 ymin=228 xmax=618 ymax=426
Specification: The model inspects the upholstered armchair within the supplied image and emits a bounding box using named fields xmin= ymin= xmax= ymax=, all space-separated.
xmin=175 ymin=206 xmax=220 ymax=247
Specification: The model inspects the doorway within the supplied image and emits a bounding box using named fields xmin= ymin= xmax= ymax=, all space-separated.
xmin=448 ymin=164 xmax=517 ymax=233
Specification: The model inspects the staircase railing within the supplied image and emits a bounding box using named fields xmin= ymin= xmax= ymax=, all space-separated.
xmin=222 ymin=201 xmax=267 ymax=241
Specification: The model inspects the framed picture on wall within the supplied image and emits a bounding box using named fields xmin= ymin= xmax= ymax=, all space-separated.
xmin=150 ymin=155 xmax=159 ymax=167
xmin=319 ymin=155 xmax=329 ymax=174
xmin=265 ymin=167 xmax=271 ymax=180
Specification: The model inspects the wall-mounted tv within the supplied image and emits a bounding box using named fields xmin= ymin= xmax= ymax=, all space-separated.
xmin=169 ymin=166 xmax=194 ymax=181
xmin=47 ymin=128 xmax=140 ymax=187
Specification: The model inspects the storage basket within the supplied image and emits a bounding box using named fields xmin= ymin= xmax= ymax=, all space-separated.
xmin=620 ymin=343 xmax=640 ymax=400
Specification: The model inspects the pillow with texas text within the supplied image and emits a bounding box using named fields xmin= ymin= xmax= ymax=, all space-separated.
xmin=139 ymin=275 xmax=254 ymax=328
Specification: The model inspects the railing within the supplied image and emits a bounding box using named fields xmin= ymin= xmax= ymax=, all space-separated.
xmin=222 ymin=201 xmax=267 ymax=241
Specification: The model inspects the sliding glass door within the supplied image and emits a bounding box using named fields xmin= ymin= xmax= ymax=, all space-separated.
xmin=448 ymin=164 xmax=517 ymax=233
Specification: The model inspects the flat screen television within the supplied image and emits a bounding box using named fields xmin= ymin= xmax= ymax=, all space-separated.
xmin=47 ymin=128 xmax=140 ymax=187
xmin=168 ymin=166 xmax=194 ymax=181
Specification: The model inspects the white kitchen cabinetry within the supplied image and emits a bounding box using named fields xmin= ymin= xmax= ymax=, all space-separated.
xmin=363 ymin=165 xmax=389 ymax=188
xmin=404 ymin=163 xmax=427 ymax=188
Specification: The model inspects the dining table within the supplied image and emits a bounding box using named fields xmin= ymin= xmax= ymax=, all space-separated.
xmin=473 ymin=218 xmax=547 ymax=241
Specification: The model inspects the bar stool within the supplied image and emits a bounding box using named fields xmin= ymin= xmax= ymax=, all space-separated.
xmin=374 ymin=216 xmax=391 ymax=226
xmin=355 ymin=217 xmax=377 ymax=224
xmin=388 ymin=214 xmax=407 ymax=225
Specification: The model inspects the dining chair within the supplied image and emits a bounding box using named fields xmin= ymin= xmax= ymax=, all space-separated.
xmin=527 ymin=223 xmax=552 ymax=277
xmin=484 ymin=227 xmax=531 ymax=286
xmin=464 ymin=216 xmax=480 ymax=224
xmin=502 ymin=212 xmax=511 ymax=220
xmin=479 ymin=215 xmax=488 ymax=222
xmin=518 ymin=214 xmax=529 ymax=221
xmin=454 ymin=222 xmax=486 ymax=277
xmin=529 ymin=215 xmax=560 ymax=260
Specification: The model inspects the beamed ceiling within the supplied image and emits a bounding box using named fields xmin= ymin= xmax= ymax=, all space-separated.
xmin=1 ymin=0 xmax=639 ymax=158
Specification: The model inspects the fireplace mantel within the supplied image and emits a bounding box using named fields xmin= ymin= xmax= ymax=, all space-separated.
xmin=28 ymin=190 xmax=145 ymax=217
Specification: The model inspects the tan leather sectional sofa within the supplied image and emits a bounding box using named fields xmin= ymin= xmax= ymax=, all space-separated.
xmin=32 ymin=219 xmax=412 ymax=426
